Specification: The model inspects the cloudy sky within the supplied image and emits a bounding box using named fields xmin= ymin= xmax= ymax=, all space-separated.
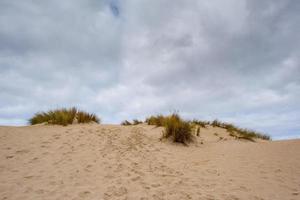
xmin=0 ymin=0 xmax=299 ymax=139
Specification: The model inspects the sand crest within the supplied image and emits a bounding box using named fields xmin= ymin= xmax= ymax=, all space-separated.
xmin=0 ymin=124 xmax=299 ymax=199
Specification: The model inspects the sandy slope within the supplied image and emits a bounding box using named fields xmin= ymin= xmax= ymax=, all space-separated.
xmin=0 ymin=124 xmax=299 ymax=200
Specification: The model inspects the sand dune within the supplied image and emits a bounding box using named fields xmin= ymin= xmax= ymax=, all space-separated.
xmin=0 ymin=124 xmax=299 ymax=200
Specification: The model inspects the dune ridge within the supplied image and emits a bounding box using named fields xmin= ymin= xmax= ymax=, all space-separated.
xmin=0 ymin=124 xmax=299 ymax=200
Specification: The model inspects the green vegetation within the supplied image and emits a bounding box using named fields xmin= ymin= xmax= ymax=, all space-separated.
xmin=145 ymin=115 xmax=166 ymax=126
xmin=30 ymin=107 xmax=270 ymax=141
xmin=163 ymin=114 xmax=193 ymax=144
xmin=29 ymin=107 xmax=100 ymax=126
xmin=145 ymin=114 xmax=193 ymax=144
xmin=133 ymin=119 xmax=143 ymax=125
xmin=191 ymin=119 xmax=210 ymax=128
xmin=121 ymin=119 xmax=143 ymax=126
xmin=145 ymin=114 xmax=271 ymax=141
xmin=210 ymin=119 xmax=271 ymax=141
xmin=76 ymin=110 xmax=100 ymax=124
xmin=121 ymin=120 xmax=132 ymax=126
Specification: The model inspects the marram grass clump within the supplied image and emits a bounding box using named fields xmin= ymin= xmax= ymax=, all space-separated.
xmin=146 ymin=114 xmax=193 ymax=144
xmin=121 ymin=119 xmax=143 ymax=126
xmin=121 ymin=120 xmax=132 ymax=126
xmin=163 ymin=114 xmax=193 ymax=144
xmin=210 ymin=119 xmax=271 ymax=141
xmin=29 ymin=107 xmax=100 ymax=126
xmin=191 ymin=119 xmax=210 ymax=128
xmin=145 ymin=115 xmax=167 ymax=127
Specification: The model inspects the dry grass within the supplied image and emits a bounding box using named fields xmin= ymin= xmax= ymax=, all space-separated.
xmin=76 ymin=111 xmax=100 ymax=124
xmin=145 ymin=115 xmax=166 ymax=127
xmin=121 ymin=119 xmax=143 ymax=126
xmin=133 ymin=119 xmax=143 ymax=125
xmin=29 ymin=107 xmax=100 ymax=126
xmin=210 ymin=119 xmax=271 ymax=141
xmin=191 ymin=120 xmax=210 ymax=128
xmin=162 ymin=114 xmax=193 ymax=144
xmin=121 ymin=120 xmax=132 ymax=126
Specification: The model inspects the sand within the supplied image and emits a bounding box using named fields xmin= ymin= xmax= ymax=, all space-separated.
xmin=0 ymin=124 xmax=299 ymax=200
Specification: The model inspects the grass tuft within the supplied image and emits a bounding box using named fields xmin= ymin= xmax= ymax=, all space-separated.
xmin=145 ymin=113 xmax=193 ymax=144
xmin=191 ymin=120 xmax=210 ymax=128
xmin=29 ymin=107 xmax=100 ymax=126
xmin=121 ymin=120 xmax=132 ymax=126
xmin=76 ymin=110 xmax=100 ymax=124
xmin=133 ymin=119 xmax=143 ymax=125
xmin=121 ymin=119 xmax=143 ymax=126
xmin=163 ymin=114 xmax=193 ymax=144
xmin=209 ymin=120 xmax=271 ymax=141
xmin=145 ymin=115 xmax=166 ymax=127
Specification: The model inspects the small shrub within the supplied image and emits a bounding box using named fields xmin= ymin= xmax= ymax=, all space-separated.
xmin=208 ymin=119 xmax=270 ymax=141
xmin=77 ymin=110 xmax=100 ymax=124
xmin=121 ymin=119 xmax=143 ymax=125
xmin=145 ymin=115 xmax=166 ymax=126
xmin=133 ymin=119 xmax=143 ymax=125
xmin=211 ymin=119 xmax=222 ymax=127
xmin=192 ymin=120 xmax=210 ymax=128
xmin=163 ymin=114 xmax=193 ymax=144
xmin=121 ymin=120 xmax=132 ymax=126
xmin=29 ymin=107 xmax=100 ymax=126
xmin=223 ymin=122 xmax=270 ymax=141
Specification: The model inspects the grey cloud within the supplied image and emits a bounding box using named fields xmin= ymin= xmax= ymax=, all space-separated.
xmin=0 ymin=0 xmax=299 ymax=139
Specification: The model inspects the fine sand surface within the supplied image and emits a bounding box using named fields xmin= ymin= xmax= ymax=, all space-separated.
xmin=0 ymin=124 xmax=299 ymax=200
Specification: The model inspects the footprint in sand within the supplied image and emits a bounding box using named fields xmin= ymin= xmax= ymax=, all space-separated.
xmin=29 ymin=157 xmax=39 ymax=163
xmin=15 ymin=149 xmax=30 ymax=154
xmin=78 ymin=191 xmax=91 ymax=198
xmin=24 ymin=175 xmax=35 ymax=179
xmin=151 ymin=183 xmax=161 ymax=188
xmin=104 ymin=186 xmax=128 ymax=199
xmin=131 ymin=176 xmax=141 ymax=182
xmin=6 ymin=155 xmax=14 ymax=159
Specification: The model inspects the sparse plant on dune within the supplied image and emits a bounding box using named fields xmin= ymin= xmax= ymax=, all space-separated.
xmin=121 ymin=119 xmax=143 ymax=126
xmin=29 ymin=107 xmax=100 ymax=126
xmin=209 ymin=120 xmax=271 ymax=141
xmin=191 ymin=120 xmax=210 ymax=128
xmin=145 ymin=113 xmax=193 ymax=144
xmin=76 ymin=110 xmax=100 ymax=124
xmin=163 ymin=114 xmax=193 ymax=144
xmin=133 ymin=119 xmax=143 ymax=125
xmin=121 ymin=120 xmax=132 ymax=126
xmin=145 ymin=115 xmax=166 ymax=127
xmin=211 ymin=119 xmax=222 ymax=127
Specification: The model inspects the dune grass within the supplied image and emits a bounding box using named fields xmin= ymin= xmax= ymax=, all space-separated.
xmin=29 ymin=107 xmax=100 ymax=126
xmin=210 ymin=119 xmax=271 ymax=141
xmin=121 ymin=120 xmax=132 ymax=126
xmin=163 ymin=114 xmax=193 ymax=144
xmin=148 ymin=115 xmax=270 ymax=141
xmin=145 ymin=114 xmax=193 ymax=144
xmin=133 ymin=119 xmax=143 ymax=125
xmin=76 ymin=110 xmax=100 ymax=124
xmin=191 ymin=120 xmax=210 ymax=128
xmin=145 ymin=115 xmax=168 ymax=127
xmin=121 ymin=119 xmax=143 ymax=126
